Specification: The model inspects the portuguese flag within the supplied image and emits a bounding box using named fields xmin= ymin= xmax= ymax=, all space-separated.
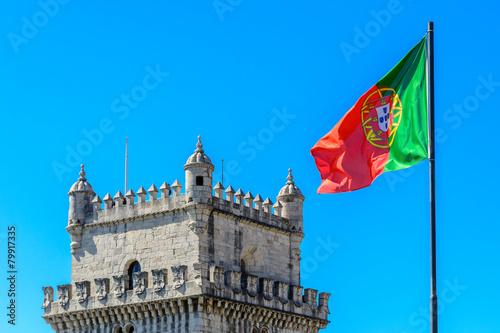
xmin=311 ymin=36 xmax=428 ymax=193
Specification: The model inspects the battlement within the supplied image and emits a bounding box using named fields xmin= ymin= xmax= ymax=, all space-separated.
xmin=67 ymin=137 xmax=304 ymax=241
xmin=211 ymin=185 xmax=293 ymax=231
xmin=86 ymin=181 xmax=186 ymax=226
xmin=85 ymin=180 xmax=292 ymax=233
xmin=42 ymin=265 xmax=329 ymax=331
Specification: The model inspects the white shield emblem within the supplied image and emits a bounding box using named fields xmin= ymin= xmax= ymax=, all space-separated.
xmin=376 ymin=104 xmax=391 ymax=132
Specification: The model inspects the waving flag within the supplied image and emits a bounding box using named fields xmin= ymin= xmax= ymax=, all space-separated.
xmin=311 ymin=36 xmax=428 ymax=193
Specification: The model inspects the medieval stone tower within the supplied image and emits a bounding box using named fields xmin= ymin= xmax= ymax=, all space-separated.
xmin=42 ymin=136 xmax=330 ymax=333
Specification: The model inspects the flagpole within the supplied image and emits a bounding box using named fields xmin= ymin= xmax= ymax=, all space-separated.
xmin=125 ymin=137 xmax=129 ymax=194
xmin=427 ymin=21 xmax=437 ymax=333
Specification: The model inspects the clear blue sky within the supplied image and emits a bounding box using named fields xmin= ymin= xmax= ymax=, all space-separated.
xmin=1 ymin=1 xmax=499 ymax=332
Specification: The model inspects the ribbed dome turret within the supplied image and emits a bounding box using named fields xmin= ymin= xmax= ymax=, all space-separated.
xmin=184 ymin=136 xmax=213 ymax=168
xmin=69 ymin=164 xmax=95 ymax=195
xmin=277 ymin=169 xmax=304 ymax=199
xmin=184 ymin=136 xmax=214 ymax=204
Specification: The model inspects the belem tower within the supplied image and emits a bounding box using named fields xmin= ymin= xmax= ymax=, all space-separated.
xmin=42 ymin=136 xmax=331 ymax=333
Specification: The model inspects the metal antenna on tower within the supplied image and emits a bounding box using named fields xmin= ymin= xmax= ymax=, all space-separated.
xmin=125 ymin=137 xmax=129 ymax=194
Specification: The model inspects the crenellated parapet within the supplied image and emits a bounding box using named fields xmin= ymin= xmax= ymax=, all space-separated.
xmin=79 ymin=180 xmax=299 ymax=237
xmin=43 ymin=295 xmax=328 ymax=333
xmin=211 ymin=184 xmax=292 ymax=232
xmin=209 ymin=169 xmax=305 ymax=234
xmin=42 ymin=265 xmax=329 ymax=331
xmin=87 ymin=180 xmax=186 ymax=227
xmin=42 ymin=264 xmax=197 ymax=315
xmin=207 ymin=265 xmax=330 ymax=320
xmin=67 ymin=138 xmax=304 ymax=241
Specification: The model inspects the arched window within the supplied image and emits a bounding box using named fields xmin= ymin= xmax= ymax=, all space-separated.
xmin=240 ymin=246 xmax=264 ymax=276
xmin=196 ymin=176 xmax=203 ymax=186
xmin=241 ymin=259 xmax=247 ymax=273
xmin=127 ymin=261 xmax=141 ymax=290
xmin=114 ymin=326 xmax=123 ymax=333
xmin=261 ymin=328 xmax=268 ymax=333
xmin=252 ymin=327 xmax=259 ymax=333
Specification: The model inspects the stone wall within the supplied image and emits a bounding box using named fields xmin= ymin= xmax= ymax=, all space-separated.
xmin=72 ymin=213 xmax=200 ymax=288
xmin=210 ymin=212 xmax=296 ymax=284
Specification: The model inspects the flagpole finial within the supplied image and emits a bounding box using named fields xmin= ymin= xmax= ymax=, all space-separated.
xmin=79 ymin=164 xmax=87 ymax=181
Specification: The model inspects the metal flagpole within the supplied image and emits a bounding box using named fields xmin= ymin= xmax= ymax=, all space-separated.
xmin=427 ymin=21 xmax=437 ymax=333
xmin=125 ymin=137 xmax=129 ymax=194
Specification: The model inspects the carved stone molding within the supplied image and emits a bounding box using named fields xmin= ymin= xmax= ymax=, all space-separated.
xmin=274 ymin=281 xmax=289 ymax=304
xmin=133 ymin=271 xmax=147 ymax=295
xmin=186 ymin=202 xmax=213 ymax=235
xmin=243 ymin=274 xmax=259 ymax=297
xmin=57 ymin=284 xmax=71 ymax=307
xmin=211 ymin=266 xmax=226 ymax=290
xmin=227 ymin=270 xmax=242 ymax=294
xmin=43 ymin=273 xmax=330 ymax=330
xmin=47 ymin=295 xmax=328 ymax=331
xmin=94 ymin=278 xmax=109 ymax=300
xmin=171 ymin=265 xmax=187 ymax=289
xmin=113 ymin=275 xmax=126 ymax=297
xmin=188 ymin=220 xmax=208 ymax=234
xmin=152 ymin=269 xmax=166 ymax=292
xmin=259 ymin=278 xmax=274 ymax=301
xmin=200 ymin=297 xmax=328 ymax=331
xmin=291 ymin=285 xmax=303 ymax=307
xmin=66 ymin=224 xmax=83 ymax=255
xmin=75 ymin=281 xmax=90 ymax=303
xmin=304 ymin=288 xmax=318 ymax=310
xmin=318 ymin=292 xmax=331 ymax=314
xmin=42 ymin=286 xmax=54 ymax=309
xmin=292 ymin=247 xmax=302 ymax=261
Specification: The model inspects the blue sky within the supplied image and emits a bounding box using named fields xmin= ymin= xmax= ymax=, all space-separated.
xmin=1 ymin=1 xmax=499 ymax=332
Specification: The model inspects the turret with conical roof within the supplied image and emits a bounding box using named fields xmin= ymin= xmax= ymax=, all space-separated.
xmin=68 ymin=164 xmax=95 ymax=225
xmin=277 ymin=168 xmax=305 ymax=230
xmin=184 ymin=136 xmax=214 ymax=203
xmin=277 ymin=168 xmax=305 ymax=285
xmin=67 ymin=164 xmax=95 ymax=254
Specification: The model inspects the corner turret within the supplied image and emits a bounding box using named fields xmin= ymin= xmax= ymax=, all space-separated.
xmin=276 ymin=168 xmax=305 ymax=231
xmin=184 ymin=136 xmax=214 ymax=204
xmin=68 ymin=164 xmax=95 ymax=224
xmin=277 ymin=168 xmax=305 ymax=285
xmin=67 ymin=164 xmax=95 ymax=254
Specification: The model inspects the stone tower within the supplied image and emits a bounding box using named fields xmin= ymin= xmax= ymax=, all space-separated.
xmin=42 ymin=137 xmax=331 ymax=333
